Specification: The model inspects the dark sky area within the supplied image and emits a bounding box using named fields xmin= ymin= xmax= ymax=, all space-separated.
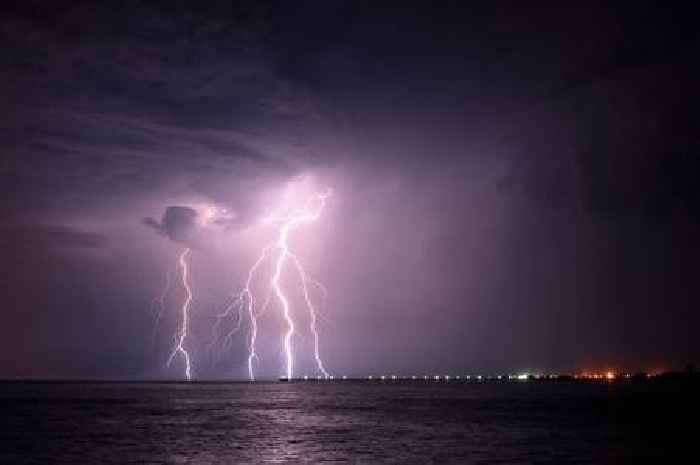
xmin=1 ymin=1 xmax=699 ymax=379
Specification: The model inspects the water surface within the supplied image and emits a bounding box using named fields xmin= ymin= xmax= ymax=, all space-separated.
xmin=0 ymin=381 xmax=693 ymax=463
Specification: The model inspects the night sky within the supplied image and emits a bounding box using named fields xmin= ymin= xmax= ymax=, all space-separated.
xmin=2 ymin=2 xmax=699 ymax=379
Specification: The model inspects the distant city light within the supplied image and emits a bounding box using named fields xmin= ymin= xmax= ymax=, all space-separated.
xmin=279 ymin=368 xmax=663 ymax=384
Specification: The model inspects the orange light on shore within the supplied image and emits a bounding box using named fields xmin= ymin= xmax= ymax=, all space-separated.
xmin=605 ymin=371 xmax=615 ymax=380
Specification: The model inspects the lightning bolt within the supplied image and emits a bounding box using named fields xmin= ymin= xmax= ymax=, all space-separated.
xmin=290 ymin=254 xmax=329 ymax=378
xmin=167 ymin=248 xmax=193 ymax=380
xmin=209 ymin=245 xmax=271 ymax=378
xmin=213 ymin=189 xmax=332 ymax=381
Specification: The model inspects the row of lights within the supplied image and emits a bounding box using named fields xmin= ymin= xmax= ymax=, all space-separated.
xmin=297 ymin=374 xmax=547 ymax=381
xmin=295 ymin=372 xmax=651 ymax=381
xmin=301 ymin=375 xmax=348 ymax=380
xmin=364 ymin=374 xmax=553 ymax=381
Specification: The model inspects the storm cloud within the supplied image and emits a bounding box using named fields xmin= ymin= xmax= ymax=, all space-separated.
xmin=2 ymin=2 xmax=698 ymax=379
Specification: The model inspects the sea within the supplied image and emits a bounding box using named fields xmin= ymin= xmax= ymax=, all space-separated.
xmin=0 ymin=380 xmax=694 ymax=464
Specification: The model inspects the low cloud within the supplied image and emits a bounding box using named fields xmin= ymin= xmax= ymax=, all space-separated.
xmin=143 ymin=206 xmax=201 ymax=247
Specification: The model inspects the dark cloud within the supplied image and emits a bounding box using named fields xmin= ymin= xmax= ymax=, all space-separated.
xmin=0 ymin=0 xmax=320 ymax=221
xmin=143 ymin=206 xmax=200 ymax=246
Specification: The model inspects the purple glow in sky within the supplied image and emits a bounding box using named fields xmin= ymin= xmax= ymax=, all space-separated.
xmin=1 ymin=2 xmax=699 ymax=379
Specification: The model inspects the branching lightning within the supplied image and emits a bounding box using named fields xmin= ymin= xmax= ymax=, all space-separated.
xmin=290 ymin=253 xmax=329 ymax=378
xmin=209 ymin=245 xmax=271 ymax=374
xmin=213 ymin=189 xmax=332 ymax=381
xmin=166 ymin=248 xmax=193 ymax=380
